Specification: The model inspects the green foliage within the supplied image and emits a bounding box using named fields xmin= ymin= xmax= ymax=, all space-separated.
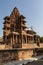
xmin=40 ymin=37 xmax=43 ymax=43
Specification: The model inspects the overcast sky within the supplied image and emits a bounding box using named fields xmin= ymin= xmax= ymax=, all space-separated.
xmin=0 ymin=0 xmax=43 ymax=37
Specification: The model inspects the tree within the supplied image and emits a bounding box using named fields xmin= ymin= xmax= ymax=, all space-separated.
xmin=40 ymin=37 xmax=43 ymax=43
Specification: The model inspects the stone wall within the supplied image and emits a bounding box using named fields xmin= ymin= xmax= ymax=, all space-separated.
xmin=18 ymin=49 xmax=33 ymax=60
xmin=0 ymin=49 xmax=33 ymax=62
xmin=0 ymin=50 xmax=18 ymax=62
xmin=0 ymin=43 xmax=43 ymax=62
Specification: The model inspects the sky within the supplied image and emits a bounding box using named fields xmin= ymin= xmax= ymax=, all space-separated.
xmin=0 ymin=0 xmax=43 ymax=37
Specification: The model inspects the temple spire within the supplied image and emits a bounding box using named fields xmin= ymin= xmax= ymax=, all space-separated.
xmin=10 ymin=7 xmax=20 ymax=18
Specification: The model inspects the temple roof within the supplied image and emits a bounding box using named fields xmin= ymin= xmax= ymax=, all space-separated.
xmin=26 ymin=29 xmax=36 ymax=34
xmin=20 ymin=15 xmax=25 ymax=19
xmin=34 ymin=34 xmax=40 ymax=37
xmin=4 ymin=16 xmax=10 ymax=20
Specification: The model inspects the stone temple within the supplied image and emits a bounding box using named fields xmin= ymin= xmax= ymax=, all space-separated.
xmin=2 ymin=7 xmax=42 ymax=60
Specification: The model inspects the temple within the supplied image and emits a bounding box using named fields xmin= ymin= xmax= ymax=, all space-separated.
xmin=3 ymin=7 xmax=41 ymax=60
xmin=3 ymin=7 xmax=40 ymax=47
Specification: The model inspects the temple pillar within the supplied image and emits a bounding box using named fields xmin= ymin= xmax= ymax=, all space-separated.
xmin=13 ymin=34 xmax=14 ymax=44
xmin=22 ymin=35 xmax=23 ymax=43
xmin=10 ymin=37 xmax=12 ymax=46
xmin=26 ymin=36 xmax=27 ymax=43
xmin=16 ymin=35 xmax=17 ymax=43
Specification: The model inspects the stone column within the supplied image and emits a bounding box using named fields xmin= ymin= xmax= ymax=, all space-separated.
xmin=26 ymin=36 xmax=27 ymax=43
xmin=22 ymin=35 xmax=23 ymax=44
xmin=10 ymin=37 xmax=12 ymax=47
xmin=13 ymin=34 xmax=14 ymax=44
xmin=16 ymin=35 xmax=17 ymax=43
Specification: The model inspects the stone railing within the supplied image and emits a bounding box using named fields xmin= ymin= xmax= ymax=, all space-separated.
xmin=39 ymin=43 xmax=43 ymax=48
xmin=22 ymin=43 xmax=34 ymax=49
xmin=22 ymin=43 xmax=43 ymax=49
